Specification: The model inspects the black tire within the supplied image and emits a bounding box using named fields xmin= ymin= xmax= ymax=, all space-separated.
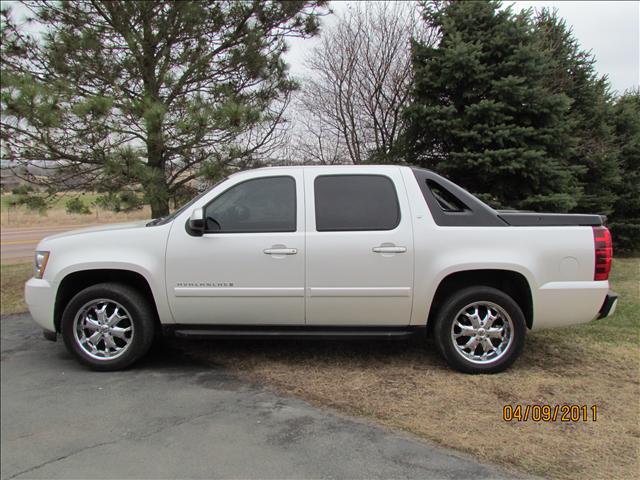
xmin=433 ymin=286 xmax=526 ymax=374
xmin=61 ymin=283 xmax=156 ymax=371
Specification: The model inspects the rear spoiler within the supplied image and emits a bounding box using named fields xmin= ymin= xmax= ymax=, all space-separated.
xmin=498 ymin=211 xmax=605 ymax=227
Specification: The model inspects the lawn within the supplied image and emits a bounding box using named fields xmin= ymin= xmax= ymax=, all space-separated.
xmin=2 ymin=257 xmax=638 ymax=479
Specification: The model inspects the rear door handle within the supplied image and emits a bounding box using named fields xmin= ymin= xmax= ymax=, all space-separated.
xmin=263 ymin=248 xmax=297 ymax=255
xmin=372 ymin=246 xmax=407 ymax=254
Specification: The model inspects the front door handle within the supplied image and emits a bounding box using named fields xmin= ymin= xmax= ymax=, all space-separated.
xmin=372 ymin=246 xmax=407 ymax=254
xmin=263 ymin=248 xmax=297 ymax=255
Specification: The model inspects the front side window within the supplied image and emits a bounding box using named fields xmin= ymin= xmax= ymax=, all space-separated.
xmin=204 ymin=176 xmax=296 ymax=233
xmin=314 ymin=175 xmax=400 ymax=231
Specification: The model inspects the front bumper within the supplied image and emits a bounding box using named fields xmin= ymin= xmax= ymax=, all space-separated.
xmin=597 ymin=291 xmax=618 ymax=319
xmin=24 ymin=277 xmax=56 ymax=333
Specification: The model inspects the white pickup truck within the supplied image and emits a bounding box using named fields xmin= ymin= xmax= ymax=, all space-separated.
xmin=25 ymin=165 xmax=617 ymax=373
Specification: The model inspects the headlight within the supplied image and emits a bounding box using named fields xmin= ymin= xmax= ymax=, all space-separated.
xmin=34 ymin=251 xmax=50 ymax=279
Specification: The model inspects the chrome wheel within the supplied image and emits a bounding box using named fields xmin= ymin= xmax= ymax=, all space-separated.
xmin=73 ymin=299 xmax=134 ymax=361
xmin=450 ymin=301 xmax=514 ymax=364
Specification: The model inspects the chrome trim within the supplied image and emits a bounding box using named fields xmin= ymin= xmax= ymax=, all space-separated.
xmin=73 ymin=299 xmax=134 ymax=361
xmin=308 ymin=287 xmax=412 ymax=297
xmin=450 ymin=301 xmax=514 ymax=364
xmin=174 ymin=287 xmax=305 ymax=297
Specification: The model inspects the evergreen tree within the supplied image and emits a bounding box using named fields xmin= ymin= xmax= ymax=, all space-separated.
xmin=404 ymin=0 xmax=581 ymax=211
xmin=610 ymin=91 xmax=640 ymax=252
xmin=1 ymin=1 xmax=327 ymax=217
xmin=534 ymin=8 xmax=620 ymax=215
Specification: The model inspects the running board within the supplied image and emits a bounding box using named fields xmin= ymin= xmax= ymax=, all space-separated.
xmin=165 ymin=325 xmax=422 ymax=340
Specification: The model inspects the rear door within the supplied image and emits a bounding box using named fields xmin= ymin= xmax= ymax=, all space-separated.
xmin=304 ymin=167 xmax=414 ymax=326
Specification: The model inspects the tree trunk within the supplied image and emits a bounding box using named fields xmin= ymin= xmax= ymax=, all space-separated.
xmin=148 ymin=188 xmax=169 ymax=218
xmin=144 ymin=98 xmax=169 ymax=218
xmin=146 ymin=128 xmax=169 ymax=218
xmin=144 ymin=163 xmax=170 ymax=218
xmin=149 ymin=198 xmax=169 ymax=218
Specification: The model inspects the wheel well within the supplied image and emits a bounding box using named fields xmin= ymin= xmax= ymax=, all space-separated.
xmin=427 ymin=270 xmax=533 ymax=331
xmin=54 ymin=269 xmax=160 ymax=333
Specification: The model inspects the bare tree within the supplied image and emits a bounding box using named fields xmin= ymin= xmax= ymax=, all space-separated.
xmin=293 ymin=1 xmax=435 ymax=165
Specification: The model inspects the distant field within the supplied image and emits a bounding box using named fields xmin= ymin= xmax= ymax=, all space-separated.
xmin=1 ymin=192 xmax=150 ymax=227
xmin=1 ymin=192 xmax=100 ymax=209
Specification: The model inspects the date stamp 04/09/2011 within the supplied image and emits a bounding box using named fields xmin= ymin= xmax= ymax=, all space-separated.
xmin=503 ymin=404 xmax=598 ymax=423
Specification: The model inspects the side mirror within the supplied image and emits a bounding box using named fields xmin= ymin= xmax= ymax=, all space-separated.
xmin=187 ymin=208 xmax=205 ymax=236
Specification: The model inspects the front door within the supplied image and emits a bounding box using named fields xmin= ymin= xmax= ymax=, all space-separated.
xmin=304 ymin=167 xmax=415 ymax=326
xmin=165 ymin=171 xmax=305 ymax=325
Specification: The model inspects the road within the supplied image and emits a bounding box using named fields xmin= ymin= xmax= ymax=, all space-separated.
xmin=0 ymin=225 xmax=95 ymax=261
xmin=1 ymin=314 xmax=519 ymax=480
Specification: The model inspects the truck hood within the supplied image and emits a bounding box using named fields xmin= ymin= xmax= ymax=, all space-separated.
xmin=43 ymin=220 xmax=151 ymax=242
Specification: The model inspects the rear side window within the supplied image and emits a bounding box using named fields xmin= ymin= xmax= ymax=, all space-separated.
xmin=427 ymin=180 xmax=469 ymax=212
xmin=204 ymin=176 xmax=296 ymax=233
xmin=314 ymin=175 xmax=400 ymax=231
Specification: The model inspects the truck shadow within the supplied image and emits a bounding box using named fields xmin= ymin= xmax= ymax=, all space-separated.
xmin=155 ymin=334 xmax=450 ymax=373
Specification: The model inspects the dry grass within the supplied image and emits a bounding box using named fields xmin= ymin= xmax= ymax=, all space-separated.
xmin=0 ymin=262 xmax=33 ymax=315
xmin=185 ymin=258 xmax=640 ymax=480
xmin=1 ymin=206 xmax=150 ymax=227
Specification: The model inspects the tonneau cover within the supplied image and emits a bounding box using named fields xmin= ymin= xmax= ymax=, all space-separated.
xmin=498 ymin=212 xmax=604 ymax=227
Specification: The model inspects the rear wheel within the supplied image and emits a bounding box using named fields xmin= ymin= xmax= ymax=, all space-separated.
xmin=434 ymin=286 xmax=526 ymax=374
xmin=61 ymin=283 xmax=155 ymax=371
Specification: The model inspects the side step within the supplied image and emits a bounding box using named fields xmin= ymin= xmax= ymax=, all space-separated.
xmin=166 ymin=325 xmax=423 ymax=340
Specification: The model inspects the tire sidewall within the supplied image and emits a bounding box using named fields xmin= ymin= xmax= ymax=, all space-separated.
xmin=61 ymin=283 xmax=155 ymax=371
xmin=435 ymin=286 xmax=526 ymax=374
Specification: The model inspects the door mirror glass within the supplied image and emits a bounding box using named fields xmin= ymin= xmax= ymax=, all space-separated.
xmin=188 ymin=207 xmax=205 ymax=236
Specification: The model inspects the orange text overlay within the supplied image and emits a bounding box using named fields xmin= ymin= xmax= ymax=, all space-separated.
xmin=503 ymin=404 xmax=598 ymax=422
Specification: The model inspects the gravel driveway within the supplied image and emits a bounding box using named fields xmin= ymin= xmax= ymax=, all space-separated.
xmin=1 ymin=313 xmax=517 ymax=479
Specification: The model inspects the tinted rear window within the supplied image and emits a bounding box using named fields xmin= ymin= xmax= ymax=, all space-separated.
xmin=314 ymin=175 xmax=400 ymax=231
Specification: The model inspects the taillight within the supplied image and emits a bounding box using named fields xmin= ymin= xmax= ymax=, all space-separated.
xmin=593 ymin=226 xmax=612 ymax=281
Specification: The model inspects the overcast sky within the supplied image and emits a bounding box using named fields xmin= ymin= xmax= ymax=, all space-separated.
xmin=286 ymin=0 xmax=640 ymax=95
xmin=4 ymin=0 xmax=639 ymax=94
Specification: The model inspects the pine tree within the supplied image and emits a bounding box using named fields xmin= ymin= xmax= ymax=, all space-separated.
xmin=1 ymin=1 xmax=327 ymax=217
xmin=534 ymin=8 xmax=620 ymax=215
xmin=404 ymin=1 xmax=581 ymax=211
xmin=610 ymin=91 xmax=640 ymax=252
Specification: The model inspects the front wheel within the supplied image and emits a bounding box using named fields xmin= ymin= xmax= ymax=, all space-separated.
xmin=61 ymin=283 xmax=156 ymax=371
xmin=434 ymin=286 xmax=526 ymax=374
